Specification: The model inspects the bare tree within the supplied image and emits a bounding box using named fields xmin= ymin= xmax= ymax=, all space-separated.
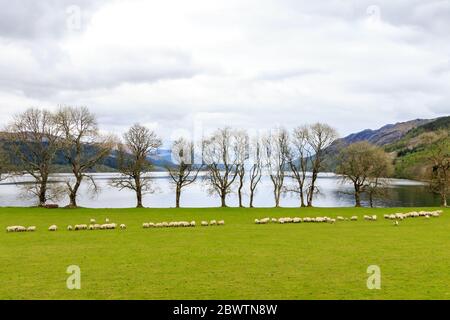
xmin=427 ymin=136 xmax=449 ymax=207
xmin=306 ymin=123 xmax=338 ymax=207
xmin=111 ymin=124 xmax=161 ymax=208
xmin=286 ymin=125 xmax=311 ymax=207
xmin=262 ymin=128 xmax=289 ymax=208
xmin=336 ymin=141 xmax=393 ymax=207
xmin=0 ymin=141 xmax=12 ymax=182
xmin=202 ymin=127 xmax=239 ymax=207
xmin=248 ymin=136 xmax=263 ymax=208
xmin=235 ymin=130 xmax=248 ymax=207
xmin=54 ymin=106 xmax=114 ymax=208
xmin=166 ymin=138 xmax=202 ymax=208
xmin=7 ymin=108 xmax=61 ymax=206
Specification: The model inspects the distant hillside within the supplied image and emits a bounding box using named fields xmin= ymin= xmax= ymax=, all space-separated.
xmin=385 ymin=116 xmax=450 ymax=179
xmin=324 ymin=116 xmax=450 ymax=180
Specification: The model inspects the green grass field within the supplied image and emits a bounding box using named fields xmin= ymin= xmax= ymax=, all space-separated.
xmin=1 ymin=206 xmax=449 ymax=300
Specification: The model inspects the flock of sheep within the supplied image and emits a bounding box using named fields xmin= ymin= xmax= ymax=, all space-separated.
xmin=5 ymin=210 xmax=444 ymax=233
xmin=143 ymin=220 xmax=225 ymax=228
xmin=6 ymin=218 xmax=127 ymax=233
xmin=254 ymin=210 xmax=443 ymax=226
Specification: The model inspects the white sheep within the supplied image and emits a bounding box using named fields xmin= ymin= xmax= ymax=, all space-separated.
xmin=337 ymin=216 xmax=345 ymax=221
xmin=190 ymin=221 xmax=196 ymax=227
xmin=201 ymin=221 xmax=209 ymax=226
xmin=48 ymin=225 xmax=58 ymax=231
xmin=27 ymin=226 xmax=36 ymax=232
xmin=394 ymin=220 xmax=399 ymax=226
xmin=254 ymin=219 xmax=260 ymax=224
xmin=143 ymin=223 xmax=149 ymax=228
xmin=218 ymin=220 xmax=225 ymax=226
xmin=350 ymin=216 xmax=358 ymax=221
xmin=271 ymin=218 xmax=278 ymax=223
xmin=67 ymin=225 xmax=73 ymax=231
xmin=328 ymin=219 xmax=336 ymax=224
xmin=293 ymin=217 xmax=301 ymax=223
xmin=88 ymin=224 xmax=95 ymax=230
xmin=210 ymin=220 xmax=217 ymax=226
xmin=90 ymin=219 xmax=96 ymax=224
xmin=120 ymin=224 xmax=126 ymax=230
xmin=105 ymin=218 xmax=110 ymax=223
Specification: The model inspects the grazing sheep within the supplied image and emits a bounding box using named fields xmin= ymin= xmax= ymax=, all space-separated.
xmin=26 ymin=226 xmax=36 ymax=232
xmin=254 ymin=219 xmax=260 ymax=224
xmin=337 ymin=216 xmax=345 ymax=221
xmin=155 ymin=223 xmax=163 ymax=228
xmin=293 ymin=218 xmax=301 ymax=223
xmin=201 ymin=221 xmax=209 ymax=227
xmin=148 ymin=223 xmax=155 ymax=228
xmin=190 ymin=221 xmax=196 ymax=227
xmin=372 ymin=215 xmax=377 ymax=221
xmin=350 ymin=216 xmax=358 ymax=221
xmin=218 ymin=220 xmax=225 ymax=226
xmin=75 ymin=224 xmax=88 ymax=231
xmin=6 ymin=226 xmax=25 ymax=232
xmin=67 ymin=225 xmax=73 ymax=231
xmin=90 ymin=219 xmax=96 ymax=223
xmin=142 ymin=222 xmax=149 ymax=228
xmin=210 ymin=220 xmax=217 ymax=226
xmin=425 ymin=215 xmax=430 ymax=219
xmin=48 ymin=225 xmax=58 ymax=231
xmin=328 ymin=219 xmax=336 ymax=224
xmin=120 ymin=224 xmax=126 ymax=230
xmin=271 ymin=218 xmax=277 ymax=223
xmin=88 ymin=224 xmax=95 ymax=230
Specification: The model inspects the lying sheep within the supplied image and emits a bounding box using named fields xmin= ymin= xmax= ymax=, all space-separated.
xmin=48 ymin=225 xmax=58 ymax=231
xmin=6 ymin=226 xmax=26 ymax=232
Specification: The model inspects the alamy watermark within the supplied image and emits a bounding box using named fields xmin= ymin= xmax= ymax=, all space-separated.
xmin=366 ymin=265 xmax=381 ymax=290
xmin=66 ymin=265 xmax=81 ymax=290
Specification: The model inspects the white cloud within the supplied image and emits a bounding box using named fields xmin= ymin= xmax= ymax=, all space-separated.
xmin=0 ymin=0 xmax=449 ymax=143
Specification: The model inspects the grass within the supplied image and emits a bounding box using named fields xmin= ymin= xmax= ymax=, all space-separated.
xmin=0 ymin=206 xmax=449 ymax=300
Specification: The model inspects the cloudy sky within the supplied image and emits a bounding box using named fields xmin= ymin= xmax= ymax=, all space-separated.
xmin=0 ymin=0 xmax=449 ymax=145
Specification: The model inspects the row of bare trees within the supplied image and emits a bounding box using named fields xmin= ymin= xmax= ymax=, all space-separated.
xmin=1 ymin=107 xmax=447 ymax=208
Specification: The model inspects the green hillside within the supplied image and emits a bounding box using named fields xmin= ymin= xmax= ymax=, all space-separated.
xmin=385 ymin=116 xmax=450 ymax=179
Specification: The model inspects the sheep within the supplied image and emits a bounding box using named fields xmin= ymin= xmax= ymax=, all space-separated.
xmin=328 ymin=219 xmax=336 ymax=224
xmin=27 ymin=226 xmax=36 ymax=232
xmin=75 ymin=224 xmax=88 ymax=231
xmin=105 ymin=218 xmax=110 ymax=223
xmin=190 ymin=221 xmax=196 ymax=227
xmin=48 ymin=225 xmax=58 ymax=231
xmin=425 ymin=215 xmax=430 ymax=219
xmin=120 ymin=224 xmax=126 ymax=230
xmin=88 ymin=224 xmax=95 ymax=230
xmin=90 ymin=219 xmax=96 ymax=224
xmin=293 ymin=218 xmax=301 ymax=223
xmin=218 ymin=220 xmax=225 ymax=226
xmin=67 ymin=225 xmax=73 ymax=231
xmin=372 ymin=215 xmax=377 ymax=221
xmin=6 ymin=226 xmax=25 ymax=232
xmin=350 ymin=216 xmax=358 ymax=221
xmin=254 ymin=219 xmax=260 ymax=224
xmin=201 ymin=221 xmax=209 ymax=227
xmin=210 ymin=220 xmax=217 ymax=226
xmin=271 ymin=218 xmax=278 ymax=223
xmin=148 ymin=223 xmax=155 ymax=228
xmin=337 ymin=216 xmax=345 ymax=221
xmin=169 ymin=222 xmax=177 ymax=228
xmin=155 ymin=223 xmax=163 ymax=228
xmin=394 ymin=220 xmax=399 ymax=226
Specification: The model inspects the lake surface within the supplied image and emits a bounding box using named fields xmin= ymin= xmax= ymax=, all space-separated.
xmin=0 ymin=173 xmax=441 ymax=208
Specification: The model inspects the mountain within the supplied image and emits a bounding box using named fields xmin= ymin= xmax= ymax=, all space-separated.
xmin=324 ymin=116 xmax=450 ymax=180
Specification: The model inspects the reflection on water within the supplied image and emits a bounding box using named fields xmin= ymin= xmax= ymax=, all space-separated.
xmin=0 ymin=173 xmax=441 ymax=208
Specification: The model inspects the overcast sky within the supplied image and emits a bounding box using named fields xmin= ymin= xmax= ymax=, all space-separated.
xmin=0 ymin=0 xmax=449 ymax=145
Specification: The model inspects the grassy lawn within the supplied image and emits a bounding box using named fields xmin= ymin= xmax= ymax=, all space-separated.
xmin=0 ymin=206 xmax=449 ymax=300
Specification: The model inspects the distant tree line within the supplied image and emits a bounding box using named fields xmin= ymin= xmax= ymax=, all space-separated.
xmin=0 ymin=107 xmax=447 ymax=208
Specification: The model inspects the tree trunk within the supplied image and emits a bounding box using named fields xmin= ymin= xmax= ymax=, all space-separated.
xmin=238 ymin=183 xmax=244 ymax=208
xmin=274 ymin=188 xmax=280 ymax=207
xmin=354 ymin=184 xmax=362 ymax=207
xmin=442 ymin=193 xmax=448 ymax=207
xmin=300 ymin=190 xmax=306 ymax=207
xmin=38 ymin=177 xmax=48 ymax=207
xmin=69 ymin=177 xmax=82 ymax=208
xmin=249 ymin=190 xmax=254 ymax=208
xmin=220 ymin=190 xmax=227 ymax=207
xmin=175 ymin=185 xmax=181 ymax=208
